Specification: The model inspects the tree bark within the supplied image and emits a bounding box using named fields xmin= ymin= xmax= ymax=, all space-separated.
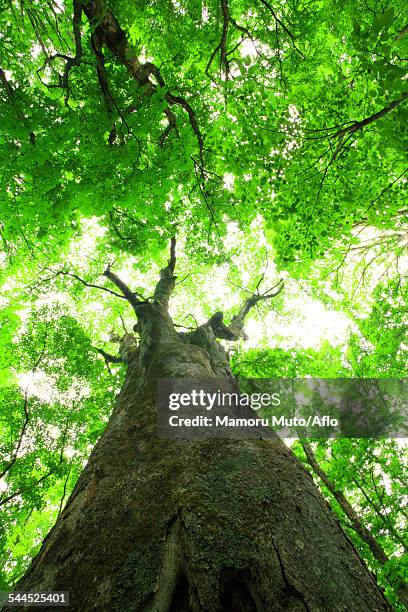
xmin=15 ymin=263 xmax=391 ymax=611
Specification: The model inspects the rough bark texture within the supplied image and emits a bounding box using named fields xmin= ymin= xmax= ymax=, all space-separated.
xmin=15 ymin=263 xmax=391 ymax=612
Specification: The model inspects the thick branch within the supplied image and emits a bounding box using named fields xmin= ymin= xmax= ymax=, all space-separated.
xmin=96 ymin=348 xmax=122 ymax=364
xmin=169 ymin=236 xmax=176 ymax=273
xmin=352 ymin=475 xmax=408 ymax=551
xmin=333 ymin=93 xmax=408 ymax=138
xmin=302 ymin=442 xmax=389 ymax=565
xmin=205 ymin=311 xmax=238 ymax=340
xmin=228 ymin=279 xmax=284 ymax=338
xmin=61 ymin=0 xmax=83 ymax=104
xmin=91 ymin=31 xmax=114 ymax=115
xmin=103 ymin=265 xmax=141 ymax=308
xmin=81 ymin=0 xmax=204 ymax=163
xmin=203 ymin=279 xmax=284 ymax=341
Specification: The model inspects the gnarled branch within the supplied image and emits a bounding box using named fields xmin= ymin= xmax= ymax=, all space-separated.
xmin=81 ymin=0 xmax=204 ymax=164
xmin=195 ymin=278 xmax=284 ymax=342
xmin=228 ymin=279 xmax=284 ymax=337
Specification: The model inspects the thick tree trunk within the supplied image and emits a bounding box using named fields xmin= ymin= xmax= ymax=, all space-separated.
xmin=15 ymin=300 xmax=391 ymax=611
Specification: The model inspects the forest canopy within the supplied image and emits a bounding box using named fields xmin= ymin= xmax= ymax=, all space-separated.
xmin=0 ymin=0 xmax=407 ymax=608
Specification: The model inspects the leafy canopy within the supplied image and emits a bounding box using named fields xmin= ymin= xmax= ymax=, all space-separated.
xmin=0 ymin=0 xmax=407 ymax=604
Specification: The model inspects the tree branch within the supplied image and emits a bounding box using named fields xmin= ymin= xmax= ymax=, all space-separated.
xmin=43 ymin=268 xmax=127 ymax=300
xmin=258 ymin=0 xmax=305 ymax=58
xmin=60 ymin=0 xmax=83 ymax=104
xmin=302 ymin=441 xmax=408 ymax=608
xmin=169 ymin=236 xmax=176 ymax=273
xmin=91 ymin=31 xmax=114 ymax=115
xmin=205 ymin=311 xmax=239 ymax=340
xmin=96 ymin=348 xmax=123 ymax=364
xmin=206 ymin=0 xmax=229 ymax=82
xmin=200 ymin=279 xmax=284 ymax=341
xmin=81 ymin=0 xmax=204 ymax=164
xmin=228 ymin=279 xmax=284 ymax=338
xmin=0 ymin=329 xmax=47 ymax=481
xmin=333 ymin=93 xmax=408 ymax=138
xmin=103 ymin=265 xmax=141 ymax=308
xmin=0 ymin=441 xmax=69 ymax=509
xmin=153 ymin=238 xmax=177 ymax=309
xmin=206 ymin=0 xmax=258 ymax=83
xmin=0 ymin=393 xmax=29 ymax=480
xmin=302 ymin=442 xmax=388 ymax=564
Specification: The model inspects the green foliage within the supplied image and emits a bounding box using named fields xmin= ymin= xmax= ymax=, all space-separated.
xmin=0 ymin=0 xmax=406 ymax=605
xmin=0 ymin=0 xmax=406 ymax=264
xmin=293 ymin=438 xmax=408 ymax=609
xmin=348 ymin=278 xmax=408 ymax=376
xmin=0 ymin=306 xmax=116 ymax=585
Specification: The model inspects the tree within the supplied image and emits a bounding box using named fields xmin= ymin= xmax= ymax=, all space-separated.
xmin=0 ymin=0 xmax=406 ymax=609
xmin=13 ymin=242 xmax=390 ymax=611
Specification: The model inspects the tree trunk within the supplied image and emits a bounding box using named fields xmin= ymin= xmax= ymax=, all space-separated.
xmin=15 ymin=265 xmax=391 ymax=611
